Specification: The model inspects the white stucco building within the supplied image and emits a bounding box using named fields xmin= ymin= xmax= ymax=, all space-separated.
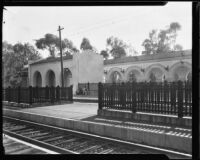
xmin=27 ymin=49 xmax=192 ymax=93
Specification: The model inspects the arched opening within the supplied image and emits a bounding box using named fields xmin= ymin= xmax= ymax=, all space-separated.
xmin=125 ymin=66 xmax=143 ymax=82
xmin=33 ymin=71 xmax=42 ymax=87
xmin=147 ymin=68 xmax=165 ymax=82
xmin=103 ymin=75 xmax=106 ymax=83
xmin=63 ymin=68 xmax=72 ymax=87
xmin=187 ymin=72 xmax=192 ymax=82
xmin=173 ymin=66 xmax=190 ymax=82
xmin=110 ymin=71 xmax=122 ymax=83
xmin=127 ymin=70 xmax=141 ymax=82
xmin=46 ymin=70 xmax=56 ymax=87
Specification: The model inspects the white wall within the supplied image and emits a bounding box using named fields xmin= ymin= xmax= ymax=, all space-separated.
xmin=29 ymin=50 xmax=104 ymax=94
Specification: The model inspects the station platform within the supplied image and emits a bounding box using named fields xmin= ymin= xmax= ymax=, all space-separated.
xmin=3 ymin=102 xmax=192 ymax=155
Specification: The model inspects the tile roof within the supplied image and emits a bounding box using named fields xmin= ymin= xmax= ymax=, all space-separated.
xmin=104 ymin=50 xmax=191 ymax=65
xmin=29 ymin=50 xmax=191 ymax=66
xmin=29 ymin=55 xmax=73 ymax=65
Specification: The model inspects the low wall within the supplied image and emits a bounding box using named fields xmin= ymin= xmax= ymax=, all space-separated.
xmin=3 ymin=101 xmax=30 ymax=108
xmin=98 ymin=109 xmax=192 ymax=128
xmin=3 ymin=101 xmax=73 ymax=108
xmin=3 ymin=109 xmax=191 ymax=154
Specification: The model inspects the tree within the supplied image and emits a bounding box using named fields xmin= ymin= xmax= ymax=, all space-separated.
xmin=168 ymin=22 xmax=181 ymax=50
xmin=35 ymin=33 xmax=59 ymax=57
xmin=127 ymin=44 xmax=138 ymax=56
xmin=174 ymin=44 xmax=183 ymax=51
xmin=142 ymin=22 xmax=183 ymax=55
xmin=62 ymin=38 xmax=79 ymax=56
xmin=3 ymin=42 xmax=41 ymax=87
xmin=106 ymin=36 xmax=128 ymax=59
xmin=35 ymin=33 xmax=79 ymax=57
xmin=100 ymin=50 xmax=109 ymax=60
xmin=80 ymin=38 xmax=93 ymax=51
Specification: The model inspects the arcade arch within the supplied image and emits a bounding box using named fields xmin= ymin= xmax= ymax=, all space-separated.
xmin=110 ymin=71 xmax=122 ymax=83
xmin=106 ymin=67 xmax=123 ymax=83
xmin=62 ymin=68 xmax=72 ymax=87
xmin=145 ymin=64 xmax=166 ymax=82
xmin=33 ymin=71 xmax=42 ymax=87
xmin=125 ymin=66 xmax=143 ymax=82
xmin=187 ymin=72 xmax=192 ymax=82
xmin=170 ymin=62 xmax=191 ymax=81
xmin=46 ymin=70 xmax=56 ymax=87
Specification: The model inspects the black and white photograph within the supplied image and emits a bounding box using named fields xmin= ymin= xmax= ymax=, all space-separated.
xmin=2 ymin=2 xmax=194 ymax=158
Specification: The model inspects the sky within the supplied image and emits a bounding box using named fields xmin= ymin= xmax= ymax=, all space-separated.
xmin=3 ymin=2 xmax=192 ymax=58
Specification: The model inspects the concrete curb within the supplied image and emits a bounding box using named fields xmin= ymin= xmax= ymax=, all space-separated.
xmin=3 ymin=109 xmax=191 ymax=154
xmin=3 ymin=101 xmax=73 ymax=108
xmin=98 ymin=109 xmax=192 ymax=128
xmin=73 ymin=98 xmax=98 ymax=103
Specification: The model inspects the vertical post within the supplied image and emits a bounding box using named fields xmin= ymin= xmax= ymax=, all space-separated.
xmin=35 ymin=86 xmax=39 ymax=102
xmin=132 ymin=82 xmax=136 ymax=113
xmin=178 ymin=81 xmax=183 ymax=118
xmin=120 ymin=82 xmax=125 ymax=109
xmin=56 ymin=85 xmax=60 ymax=102
xmin=98 ymin=82 xmax=102 ymax=110
xmin=170 ymin=82 xmax=175 ymax=115
xmin=58 ymin=26 xmax=64 ymax=87
xmin=88 ymin=82 xmax=90 ymax=91
xmin=111 ymin=83 xmax=113 ymax=107
xmin=51 ymin=86 xmax=55 ymax=104
xmin=29 ymin=86 xmax=32 ymax=105
xmin=45 ymin=86 xmax=49 ymax=102
xmin=70 ymin=85 xmax=73 ymax=102
xmin=18 ymin=86 xmax=20 ymax=104
xmin=163 ymin=81 xmax=166 ymax=114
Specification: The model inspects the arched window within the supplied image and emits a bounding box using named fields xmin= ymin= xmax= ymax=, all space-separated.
xmin=148 ymin=67 xmax=164 ymax=82
xmin=46 ymin=70 xmax=56 ymax=87
xmin=173 ymin=65 xmax=191 ymax=82
xmin=187 ymin=72 xmax=192 ymax=82
xmin=149 ymin=72 xmax=156 ymax=82
xmin=63 ymin=68 xmax=72 ymax=87
xmin=111 ymin=71 xmax=121 ymax=83
xmin=33 ymin=71 xmax=42 ymax=87
xmin=128 ymin=71 xmax=137 ymax=82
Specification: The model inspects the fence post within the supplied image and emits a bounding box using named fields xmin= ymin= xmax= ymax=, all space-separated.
xmin=120 ymin=82 xmax=125 ymax=108
xmin=51 ymin=86 xmax=55 ymax=104
xmin=88 ymin=82 xmax=90 ymax=91
xmin=111 ymin=83 xmax=114 ymax=107
xmin=29 ymin=86 xmax=32 ymax=105
xmin=132 ymin=82 xmax=136 ymax=113
xmin=98 ymin=82 xmax=102 ymax=110
xmin=69 ymin=85 xmax=73 ymax=102
xmin=35 ymin=86 xmax=38 ymax=100
xmin=45 ymin=86 xmax=49 ymax=102
xmin=56 ymin=85 xmax=60 ymax=102
xmin=177 ymin=81 xmax=183 ymax=118
xmin=18 ymin=86 xmax=21 ymax=104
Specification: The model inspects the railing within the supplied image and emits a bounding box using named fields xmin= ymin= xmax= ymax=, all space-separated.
xmin=98 ymin=81 xmax=192 ymax=118
xmin=2 ymin=85 xmax=73 ymax=105
xmin=77 ymin=83 xmax=98 ymax=97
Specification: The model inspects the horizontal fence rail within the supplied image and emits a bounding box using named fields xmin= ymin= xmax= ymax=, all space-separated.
xmin=98 ymin=81 xmax=192 ymax=118
xmin=2 ymin=85 xmax=73 ymax=106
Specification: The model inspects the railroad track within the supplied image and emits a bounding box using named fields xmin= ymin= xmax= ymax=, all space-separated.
xmin=3 ymin=116 xmax=191 ymax=157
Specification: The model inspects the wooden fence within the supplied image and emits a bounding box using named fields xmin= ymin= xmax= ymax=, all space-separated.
xmin=98 ymin=81 xmax=192 ymax=118
xmin=2 ymin=85 xmax=73 ymax=105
